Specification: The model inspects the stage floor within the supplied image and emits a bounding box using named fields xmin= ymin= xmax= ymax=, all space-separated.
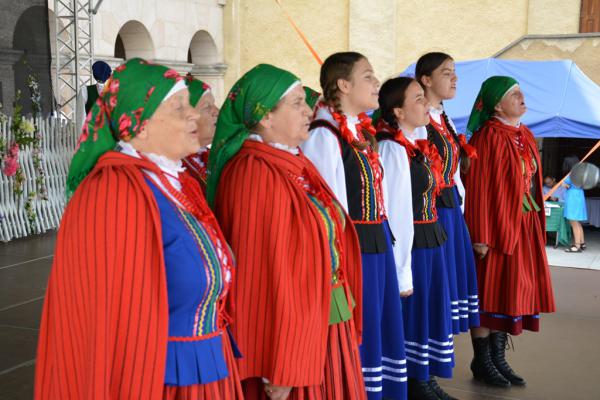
xmin=546 ymin=228 xmax=600 ymax=270
xmin=1 ymin=231 xmax=599 ymax=400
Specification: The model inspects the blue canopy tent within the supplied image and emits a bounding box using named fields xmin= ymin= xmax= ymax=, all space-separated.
xmin=401 ymin=59 xmax=600 ymax=139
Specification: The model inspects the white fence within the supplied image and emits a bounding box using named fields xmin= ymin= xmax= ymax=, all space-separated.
xmin=0 ymin=116 xmax=78 ymax=242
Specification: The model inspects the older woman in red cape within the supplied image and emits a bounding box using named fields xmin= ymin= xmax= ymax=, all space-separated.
xmin=206 ymin=64 xmax=366 ymax=399
xmin=35 ymin=59 xmax=242 ymax=399
xmin=463 ymin=76 xmax=555 ymax=389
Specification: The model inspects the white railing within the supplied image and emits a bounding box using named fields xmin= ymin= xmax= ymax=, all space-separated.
xmin=0 ymin=116 xmax=78 ymax=242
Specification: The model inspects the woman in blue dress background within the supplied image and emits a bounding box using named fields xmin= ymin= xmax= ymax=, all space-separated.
xmin=564 ymin=175 xmax=587 ymax=252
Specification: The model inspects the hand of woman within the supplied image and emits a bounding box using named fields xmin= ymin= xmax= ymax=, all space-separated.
xmin=400 ymin=289 xmax=413 ymax=297
xmin=264 ymin=384 xmax=292 ymax=400
xmin=473 ymin=243 xmax=489 ymax=259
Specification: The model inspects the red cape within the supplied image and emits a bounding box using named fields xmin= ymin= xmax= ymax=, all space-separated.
xmin=35 ymin=152 xmax=205 ymax=399
xmin=463 ymin=119 xmax=545 ymax=255
xmin=214 ymin=140 xmax=362 ymax=387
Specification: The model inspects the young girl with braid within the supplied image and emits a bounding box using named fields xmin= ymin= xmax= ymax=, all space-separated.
xmin=301 ymin=52 xmax=408 ymax=400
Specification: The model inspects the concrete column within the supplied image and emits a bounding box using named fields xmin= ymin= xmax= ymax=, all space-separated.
xmin=222 ymin=0 xmax=241 ymax=93
xmin=348 ymin=0 xmax=398 ymax=82
xmin=0 ymin=48 xmax=25 ymax=114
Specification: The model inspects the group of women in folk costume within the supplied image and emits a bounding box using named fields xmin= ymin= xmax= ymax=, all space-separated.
xmin=34 ymin=49 xmax=555 ymax=400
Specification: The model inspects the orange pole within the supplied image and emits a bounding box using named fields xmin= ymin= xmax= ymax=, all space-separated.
xmin=275 ymin=0 xmax=323 ymax=65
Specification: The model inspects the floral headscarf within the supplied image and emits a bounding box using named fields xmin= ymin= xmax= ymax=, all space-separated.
xmin=206 ymin=64 xmax=299 ymax=205
xmin=67 ymin=58 xmax=184 ymax=197
xmin=466 ymin=76 xmax=519 ymax=136
xmin=185 ymin=74 xmax=211 ymax=107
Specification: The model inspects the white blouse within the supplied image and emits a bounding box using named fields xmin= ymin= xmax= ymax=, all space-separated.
xmin=300 ymin=106 xmax=354 ymax=212
xmin=118 ymin=140 xmax=186 ymax=206
xmin=379 ymin=137 xmax=414 ymax=292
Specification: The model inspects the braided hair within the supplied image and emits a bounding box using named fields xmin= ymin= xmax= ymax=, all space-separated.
xmin=320 ymin=52 xmax=378 ymax=151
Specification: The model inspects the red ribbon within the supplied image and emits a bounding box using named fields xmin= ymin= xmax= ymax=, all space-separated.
xmin=376 ymin=119 xmax=417 ymax=157
xmin=415 ymin=140 xmax=445 ymax=195
xmin=329 ymin=106 xmax=386 ymax=217
xmin=458 ymin=134 xmax=478 ymax=159
xmin=375 ymin=119 xmax=444 ymax=195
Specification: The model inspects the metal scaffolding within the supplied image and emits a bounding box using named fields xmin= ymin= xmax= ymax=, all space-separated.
xmin=54 ymin=0 xmax=95 ymax=121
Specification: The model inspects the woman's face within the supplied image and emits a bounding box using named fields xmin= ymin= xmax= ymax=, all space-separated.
xmin=496 ymin=85 xmax=527 ymax=120
xmin=134 ymin=89 xmax=201 ymax=160
xmin=194 ymin=92 xmax=219 ymax=147
xmin=342 ymin=58 xmax=380 ymax=113
xmin=258 ymin=84 xmax=312 ymax=148
xmin=422 ymin=58 xmax=457 ymax=101
xmin=396 ymin=81 xmax=431 ymax=129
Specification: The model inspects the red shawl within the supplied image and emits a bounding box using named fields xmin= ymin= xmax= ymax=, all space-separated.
xmin=214 ymin=140 xmax=362 ymax=387
xmin=463 ymin=119 xmax=545 ymax=255
xmin=35 ymin=152 xmax=206 ymax=399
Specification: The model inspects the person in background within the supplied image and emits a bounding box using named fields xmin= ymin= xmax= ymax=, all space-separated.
xmin=304 ymin=86 xmax=321 ymax=112
xmin=563 ymin=174 xmax=588 ymax=252
xmin=543 ymin=176 xmax=565 ymax=202
xmin=182 ymin=74 xmax=219 ymax=193
xmin=76 ymin=60 xmax=112 ymax=134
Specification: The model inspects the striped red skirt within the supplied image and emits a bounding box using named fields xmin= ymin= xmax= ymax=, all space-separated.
xmin=162 ymin=336 xmax=244 ymax=399
xmin=476 ymin=210 xmax=556 ymax=335
xmin=242 ymin=319 xmax=366 ymax=399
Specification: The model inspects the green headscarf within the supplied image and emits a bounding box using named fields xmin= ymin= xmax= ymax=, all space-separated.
xmin=303 ymin=86 xmax=321 ymax=109
xmin=370 ymin=109 xmax=382 ymax=127
xmin=466 ymin=75 xmax=519 ymax=136
xmin=185 ymin=74 xmax=211 ymax=107
xmin=206 ymin=64 xmax=300 ymax=205
xmin=67 ymin=58 xmax=184 ymax=197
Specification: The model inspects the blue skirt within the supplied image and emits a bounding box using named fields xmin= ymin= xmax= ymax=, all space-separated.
xmin=402 ymin=245 xmax=454 ymax=380
xmin=437 ymin=187 xmax=480 ymax=333
xmin=360 ymin=221 xmax=407 ymax=400
xmin=564 ymin=187 xmax=587 ymax=221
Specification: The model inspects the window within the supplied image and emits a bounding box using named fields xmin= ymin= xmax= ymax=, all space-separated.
xmin=580 ymin=0 xmax=600 ymax=33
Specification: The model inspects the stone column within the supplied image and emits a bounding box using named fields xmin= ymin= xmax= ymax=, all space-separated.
xmin=0 ymin=48 xmax=25 ymax=115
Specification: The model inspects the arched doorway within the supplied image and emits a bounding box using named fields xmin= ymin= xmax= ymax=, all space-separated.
xmin=187 ymin=30 xmax=226 ymax=103
xmin=12 ymin=5 xmax=53 ymax=115
xmin=188 ymin=30 xmax=219 ymax=65
xmin=114 ymin=20 xmax=155 ymax=60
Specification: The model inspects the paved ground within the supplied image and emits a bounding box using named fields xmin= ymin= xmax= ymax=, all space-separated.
xmin=546 ymin=228 xmax=600 ymax=270
xmin=1 ymin=231 xmax=599 ymax=400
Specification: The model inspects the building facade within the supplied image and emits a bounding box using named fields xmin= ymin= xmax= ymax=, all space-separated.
xmin=1 ymin=0 xmax=598 ymax=116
